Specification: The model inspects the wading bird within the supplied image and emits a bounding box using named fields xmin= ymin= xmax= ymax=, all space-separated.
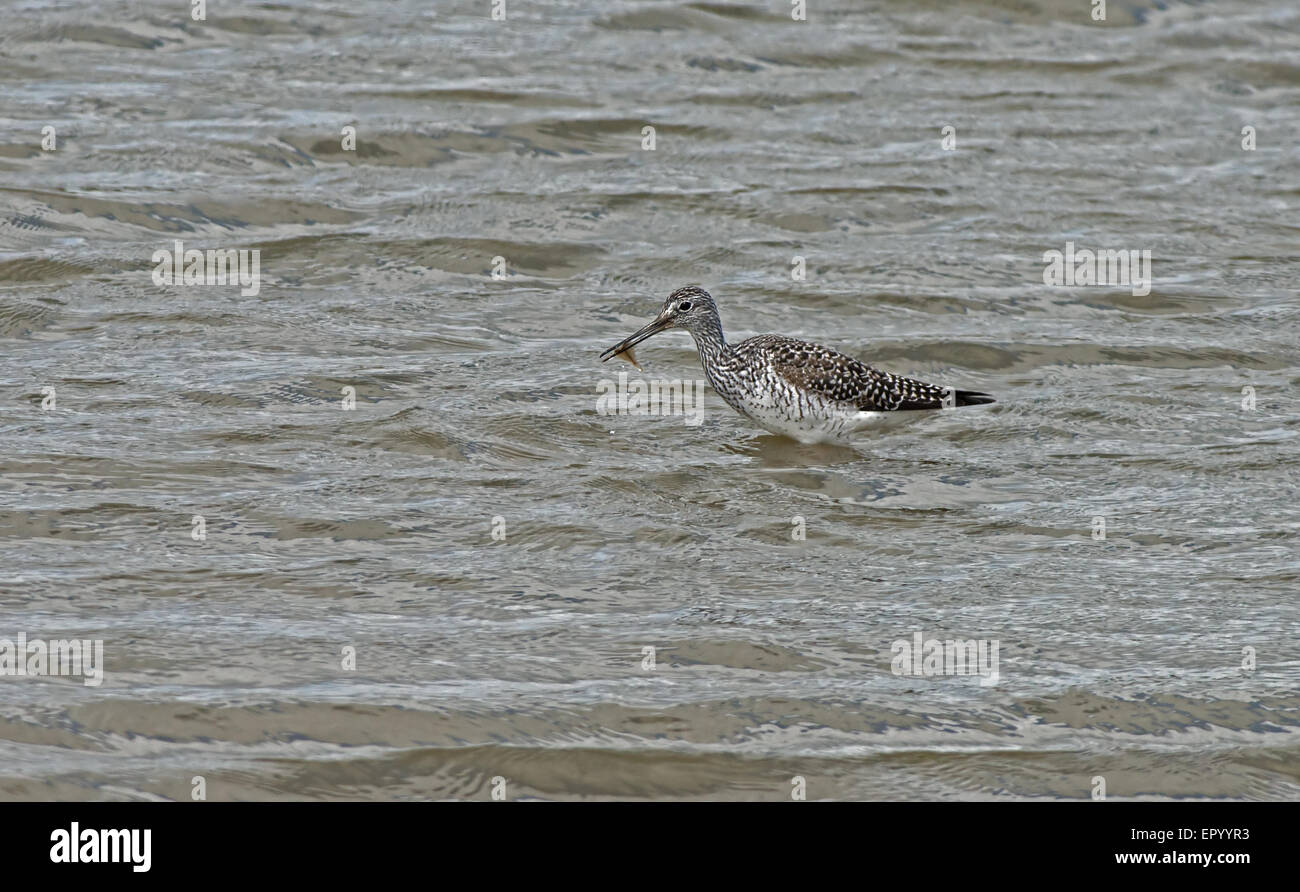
xmin=599 ymin=285 xmax=994 ymax=444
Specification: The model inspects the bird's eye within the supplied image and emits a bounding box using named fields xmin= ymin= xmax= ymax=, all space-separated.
xmin=678 ymin=301 xmax=692 ymax=311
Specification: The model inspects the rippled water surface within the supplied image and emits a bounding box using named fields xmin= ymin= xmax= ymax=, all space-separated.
xmin=2 ymin=0 xmax=1298 ymax=800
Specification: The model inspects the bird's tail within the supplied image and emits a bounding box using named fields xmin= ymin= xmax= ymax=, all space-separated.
xmin=954 ymin=390 xmax=995 ymax=406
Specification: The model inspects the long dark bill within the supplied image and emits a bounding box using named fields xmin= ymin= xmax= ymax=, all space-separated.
xmin=599 ymin=316 xmax=672 ymax=362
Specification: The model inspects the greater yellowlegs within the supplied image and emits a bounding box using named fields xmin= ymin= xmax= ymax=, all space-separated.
xmin=599 ymin=285 xmax=994 ymax=444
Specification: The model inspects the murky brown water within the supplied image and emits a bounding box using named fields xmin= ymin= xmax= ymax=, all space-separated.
xmin=1 ymin=0 xmax=1298 ymax=800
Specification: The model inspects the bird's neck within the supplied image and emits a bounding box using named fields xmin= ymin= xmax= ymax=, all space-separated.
xmin=687 ymin=313 xmax=729 ymax=369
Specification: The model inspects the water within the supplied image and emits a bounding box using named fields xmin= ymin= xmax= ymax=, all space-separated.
xmin=1 ymin=0 xmax=1298 ymax=800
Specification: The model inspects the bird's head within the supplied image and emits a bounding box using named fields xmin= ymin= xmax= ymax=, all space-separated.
xmin=599 ymin=285 xmax=718 ymax=364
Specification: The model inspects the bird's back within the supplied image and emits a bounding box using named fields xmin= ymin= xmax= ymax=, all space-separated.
xmin=731 ymin=334 xmax=989 ymax=412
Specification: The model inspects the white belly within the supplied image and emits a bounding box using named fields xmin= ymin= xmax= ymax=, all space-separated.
xmin=728 ymin=393 xmax=908 ymax=444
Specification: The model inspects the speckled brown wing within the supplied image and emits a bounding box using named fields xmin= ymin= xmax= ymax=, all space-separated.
xmin=737 ymin=335 xmax=972 ymax=411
